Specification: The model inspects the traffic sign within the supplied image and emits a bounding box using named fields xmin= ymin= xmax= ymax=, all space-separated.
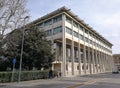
xmin=12 ymin=58 xmax=16 ymax=64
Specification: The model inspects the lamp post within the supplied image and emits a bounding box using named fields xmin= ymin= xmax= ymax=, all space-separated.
xmin=18 ymin=16 xmax=29 ymax=83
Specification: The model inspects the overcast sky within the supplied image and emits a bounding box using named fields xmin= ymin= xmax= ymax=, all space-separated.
xmin=26 ymin=0 xmax=120 ymax=54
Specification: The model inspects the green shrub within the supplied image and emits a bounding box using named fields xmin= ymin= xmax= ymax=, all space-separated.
xmin=0 ymin=70 xmax=49 ymax=83
xmin=0 ymin=72 xmax=11 ymax=82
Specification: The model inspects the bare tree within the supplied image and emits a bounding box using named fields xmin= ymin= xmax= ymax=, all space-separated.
xmin=0 ymin=0 xmax=29 ymax=40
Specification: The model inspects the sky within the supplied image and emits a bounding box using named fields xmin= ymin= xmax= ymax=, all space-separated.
xmin=26 ymin=0 xmax=120 ymax=54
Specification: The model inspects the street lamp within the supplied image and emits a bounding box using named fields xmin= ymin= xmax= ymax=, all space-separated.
xmin=18 ymin=16 xmax=29 ymax=83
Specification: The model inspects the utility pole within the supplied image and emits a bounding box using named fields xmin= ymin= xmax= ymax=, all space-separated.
xmin=18 ymin=16 xmax=29 ymax=83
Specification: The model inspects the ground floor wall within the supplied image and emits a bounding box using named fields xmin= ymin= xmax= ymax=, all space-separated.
xmin=51 ymin=39 xmax=112 ymax=77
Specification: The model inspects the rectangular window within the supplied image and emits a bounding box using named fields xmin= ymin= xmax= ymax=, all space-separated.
xmin=85 ymin=37 xmax=89 ymax=43
xmin=36 ymin=23 xmax=43 ymax=28
xmin=90 ymin=33 xmax=93 ymax=38
xmin=53 ymin=15 xmax=62 ymax=23
xmin=94 ymin=42 xmax=96 ymax=46
xmin=93 ymin=41 xmax=95 ymax=45
xmin=73 ymin=21 xmax=78 ymax=28
xmin=79 ymin=25 xmax=83 ymax=31
xmin=74 ymin=31 xmax=79 ymax=38
xmin=66 ymin=16 xmax=72 ymax=24
xmin=82 ymin=27 xmax=85 ymax=32
xmin=85 ymin=29 xmax=88 ymax=34
xmin=87 ymin=38 xmax=90 ymax=43
xmin=53 ymin=26 xmax=62 ymax=35
xmin=80 ymin=34 xmax=84 ymax=40
xmin=97 ymin=43 xmax=99 ymax=47
xmin=90 ymin=39 xmax=92 ymax=44
xmin=45 ymin=29 xmax=52 ymax=36
xmin=93 ymin=35 xmax=96 ymax=39
xmin=66 ymin=27 xmax=72 ymax=35
xmin=44 ymin=19 xmax=52 ymax=26
xmin=98 ymin=44 xmax=100 ymax=48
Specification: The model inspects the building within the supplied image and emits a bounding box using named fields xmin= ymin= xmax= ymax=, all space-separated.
xmin=113 ymin=54 xmax=120 ymax=71
xmin=27 ymin=6 xmax=113 ymax=76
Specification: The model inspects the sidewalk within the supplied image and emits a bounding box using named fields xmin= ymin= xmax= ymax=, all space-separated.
xmin=0 ymin=77 xmax=92 ymax=87
xmin=0 ymin=78 xmax=59 ymax=87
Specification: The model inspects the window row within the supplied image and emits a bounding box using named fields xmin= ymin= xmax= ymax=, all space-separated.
xmin=45 ymin=26 xmax=62 ymax=36
xmin=65 ymin=16 xmax=110 ymax=49
xmin=36 ymin=15 xmax=62 ymax=28
xmin=66 ymin=27 xmax=111 ymax=53
xmin=53 ymin=26 xmax=62 ymax=34
xmin=80 ymin=35 xmax=111 ymax=53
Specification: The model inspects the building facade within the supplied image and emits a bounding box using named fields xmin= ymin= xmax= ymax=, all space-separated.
xmin=113 ymin=54 xmax=120 ymax=71
xmin=27 ymin=7 xmax=113 ymax=76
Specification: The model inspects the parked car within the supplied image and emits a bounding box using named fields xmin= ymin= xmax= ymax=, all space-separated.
xmin=112 ymin=66 xmax=119 ymax=74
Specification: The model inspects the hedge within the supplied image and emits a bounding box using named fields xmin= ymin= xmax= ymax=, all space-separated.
xmin=0 ymin=70 xmax=49 ymax=83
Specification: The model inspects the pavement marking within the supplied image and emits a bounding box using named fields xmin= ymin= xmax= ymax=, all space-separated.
xmin=67 ymin=80 xmax=96 ymax=88
xmin=67 ymin=83 xmax=84 ymax=88
xmin=67 ymin=78 xmax=107 ymax=88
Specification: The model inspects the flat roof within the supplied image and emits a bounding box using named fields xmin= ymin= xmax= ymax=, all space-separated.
xmin=113 ymin=54 xmax=120 ymax=56
xmin=27 ymin=6 xmax=112 ymax=46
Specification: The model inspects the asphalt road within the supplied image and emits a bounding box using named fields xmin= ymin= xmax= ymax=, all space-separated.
xmin=78 ymin=82 xmax=120 ymax=88
xmin=76 ymin=72 xmax=120 ymax=88
xmin=0 ymin=72 xmax=120 ymax=88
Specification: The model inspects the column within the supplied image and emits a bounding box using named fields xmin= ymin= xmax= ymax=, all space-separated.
xmin=101 ymin=52 xmax=104 ymax=72
xmin=103 ymin=53 xmax=106 ymax=72
xmin=71 ymin=20 xmax=74 ymax=75
xmin=107 ymin=54 xmax=111 ymax=72
xmin=88 ymin=47 xmax=91 ymax=74
xmin=71 ymin=42 xmax=74 ymax=75
xmin=83 ymin=29 xmax=87 ymax=75
xmin=83 ymin=45 xmax=87 ymax=74
xmin=78 ymin=43 xmax=81 ymax=75
xmin=51 ymin=19 xmax=54 ymax=70
xmin=105 ymin=54 xmax=108 ymax=72
xmin=90 ymin=49 xmax=93 ymax=74
xmin=97 ymin=51 xmax=100 ymax=73
xmin=62 ymin=14 xmax=66 ymax=76
xmin=95 ymin=50 xmax=99 ymax=73
xmin=108 ymin=55 xmax=110 ymax=71
xmin=92 ymin=49 xmax=95 ymax=74
xmin=78 ymin=25 xmax=81 ymax=75
xmin=94 ymin=50 xmax=97 ymax=73
xmin=107 ymin=54 xmax=109 ymax=71
xmin=98 ymin=51 xmax=102 ymax=73
xmin=106 ymin=54 xmax=109 ymax=71
xmin=88 ymin=32 xmax=91 ymax=74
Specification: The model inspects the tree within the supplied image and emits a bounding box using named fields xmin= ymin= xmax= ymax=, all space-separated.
xmin=0 ymin=29 xmax=23 ymax=71
xmin=1 ymin=28 xmax=54 ymax=71
xmin=0 ymin=0 xmax=29 ymax=69
xmin=0 ymin=0 xmax=29 ymax=41
xmin=23 ymin=28 xmax=54 ymax=70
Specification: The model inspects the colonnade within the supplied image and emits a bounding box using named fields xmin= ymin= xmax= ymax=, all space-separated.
xmin=60 ymin=40 xmax=112 ymax=76
xmin=52 ymin=14 xmax=112 ymax=76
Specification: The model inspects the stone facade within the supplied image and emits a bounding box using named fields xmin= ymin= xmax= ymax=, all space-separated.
xmin=27 ymin=6 xmax=113 ymax=77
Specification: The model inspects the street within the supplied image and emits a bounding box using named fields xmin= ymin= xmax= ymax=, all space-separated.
xmin=0 ymin=72 xmax=120 ymax=88
xmin=75 ymin=72 xmax=120 ymax=88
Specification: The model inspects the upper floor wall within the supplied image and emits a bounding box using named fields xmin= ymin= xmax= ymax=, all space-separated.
xmin=27 ymin=7 xmax=112 ymax=55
